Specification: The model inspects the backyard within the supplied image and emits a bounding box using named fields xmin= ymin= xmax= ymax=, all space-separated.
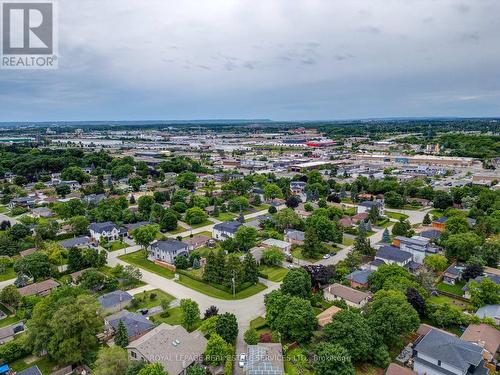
xmin=436 ymin=281 xmax=466 ymax=297
xmin=104 ymin=240 xmax=128 ymax=252
xmin=128 ymin=289 xmax=175 ymax=310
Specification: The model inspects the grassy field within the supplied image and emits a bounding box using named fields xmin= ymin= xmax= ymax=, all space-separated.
xmin=291 ymin=247 xmax=321 ymax=263
xmin=342 ymin=235 xmax=354 ymax=246
xmin=129 ymin=289 xmax=175 ymax=310
xmin=213 ymin=212 xmax=236 ymax=222
xmin=0 ymin=205 xmax=6 ymax=213
xmin=385 ymin=211 xmax=409 ymax=220
xmin=259 ymin=265 xmax=288 ymax=282
xmin=436 ymin=281 xmax=466 ymax=296
xmin=118 ymin=252 xmax=175 ymax=279
xmin=150 ymin=306 xmax=184 ymax=326
xmin=188 ymin=220 xmax=212 ymax=229
xmin=168 ymin=226 xmax=188 ymax=235
xmin=177 ymin=274 xmax=267 ymax=300
xmin=0 ymin=265 xmax=16 ymax=281
xmin=105 ymin=241 xmax=128 ymax=252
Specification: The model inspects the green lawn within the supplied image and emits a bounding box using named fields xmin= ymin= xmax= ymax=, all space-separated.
xmin=11 ymin=356 xmax=57 ymax=375
xmin=0 ymin=205 xmax=7 ymax=213
xmin=168 ymin=226 xmax=188 ymax=235
xmin=284 ymin=348 xmax=313 ymax=375
xmin=192 ymin=246 xmax=216 ymax=258
xmin=430 ymin=209 xmax=444 ymax=218
xmin=436 ymin=281 xmax=466 ymax=297
xmin=385 ymin=211 xmax=409 ymax=220
xmin=118 ymin=252 xmax=175 ymax=279
xmin=105 ymin=241 xmax=128 ymax=252
xmin=129 ymin=289 xmax=175 ymax=310
xmin=259 ymin=265 xmax=288 ymax=282
xmin=342 ymin=236 xmax=354 ymax=246
xmin=0 ymin=265 xmax=16 ymax=281
xmin=177 ymin=274 xmax=267 ymax=300
xmin=149 ymin=306 xmax=201 ymax=331
xmin=291 ymin=247 xmax=322 ymax=262
xmin=252 ymin=204 xmax=270 ymax=212
xmin=213 ymin=212 xmax=236 ymax=222
xmin=184 ymin=230 xmax=212 ymax=238
xmin=188 ymin=220 xmax=212 ymax=229
xmin=0 ymin=314 xmax=21 ymax=328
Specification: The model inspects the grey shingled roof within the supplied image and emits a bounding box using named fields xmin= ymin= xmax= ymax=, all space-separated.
xmin=213 ymin=220 xmax=243 ymax=233
xmin=414 ymin=329 xmax=483 ymax=374
xmin=60 ymin=236 xmax=91 ymax=249
xmin=376 ymin=246 xmax=412 ymax=263
xmin=346 ymin=269 xmax=373 ymax=284
xmin=106 ymin=310 xmax=154 ymax=339
xmin=98 ymin=290 xmax=132 ymax=308
xmin=151 ymin=239 xmax=188 ymax=253
xmin=89 ymin=221 xmax=119 ymax=233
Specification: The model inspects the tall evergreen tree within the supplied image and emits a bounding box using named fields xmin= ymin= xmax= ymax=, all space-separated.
xmin=224 ymin=254 xmax=243 ymax=290
xmin=302 ymin=226 xmax=323 ymax=259
xmin=354 ymin=229 xmax=374 ymax=257
xmin=214 ymin=249 xmax=226 ymax=285
xmin=423 ymin=213 xmax=431 ymax=225
xmin=382 ymin=228 xmax=391 ymax=243
xmin=202 ymin=251 xmax=218 ymax=284
xmin=242 ymin=252 xmax=259 ymax=284
xmin=115 ymin=320 xmax=129 ymax=348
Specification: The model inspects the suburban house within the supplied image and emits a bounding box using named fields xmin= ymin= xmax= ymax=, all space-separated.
xmin=260 ymin=238 xmax=292 ymax=253
xmin=59 ymin=180 xmax=81 ymax=190
xmin=98 ymin=291 xmax=133 ymax=313
xmin=412 ymin=328 xmax=488 ymax=375
xmin=290 ymin=181 xmax=307 ymax=195
xmin=474 ymin=305 xmax=500 ymax=325
xmin=316 ymin=305 xmax=342 ymax=328
xmin=60 ymin=236 xmax=92 ymax=249
xmin=442 ymin=265 xmax=463 ymax=285
xmin=212 ymin=220 xmax=243 ymax=240
xmin=18 ymin=278 xmax=60 ymax=297
xmin=323 ymin=283 xmax=370 ymax=308
xmin=124 ymin=221 xmax=153 ymax=234
xmin=126 ymin=323 xmax=207 ymax=375
xmin=105 ymin=310 xmax=155 ymax=342
xmin=357 ymin=200 xmax=384 ymax=215
xmin=83 ymin=193 xmax=106 ymax=206
xmin=89 ymin=221 xmax=124 ymax=242
xmin=8 ymin=196 xmax=36 ymax=209
xmin=284 ymin=229 xmax=305 ymax=245
xmin=183 ymin=235 xmax=210 ymax=251
xmin=16 ymin=366 xmax=42 ymax=375
xmin=346 ymin=269 xmax=374 ymax=289
xmin=374 ymin=246 xmax=412 ymax=267
xmin=149 ymin=239 xmax=190 ymax=264
xmin=462 ymin=273 xmax=500 ymax=299
xmin=30 ymin=207 xmax=54 ymax=218
xmin=461 ymin=323 xmax=500 ymax=362
xmin=393 ymin=235 xmax=437 ymax=264
xmin=245 ymin=343 xmax=284 ymax=375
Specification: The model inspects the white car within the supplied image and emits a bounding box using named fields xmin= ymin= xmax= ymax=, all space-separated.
xmin=239 ymin=353 xmax=246 ymax=368
xmin=322 ymin=254 xmax=331 ymax=259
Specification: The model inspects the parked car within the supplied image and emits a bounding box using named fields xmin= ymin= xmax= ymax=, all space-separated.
xmin=239 ymin=353 xmax=246 ymax=368
xmin=322 ymin=254 xmax=331 ymax=259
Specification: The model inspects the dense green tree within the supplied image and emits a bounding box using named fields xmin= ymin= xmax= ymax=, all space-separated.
xmin=160 ymin=211 xmax=178 ymax=231
xmin=138 ymin=195 xmax=155 ymax=216
xmin=313 ymin=342 xmax=355 ymax=375
xmin=367 ymin=290 xmax=420 ymax=346
xmin=234 ymin=226 xmax=258 ymax=252
xmin=274 ymin=208 xmax=302 ymax=231
xmin=273 ymin=296 xmax=317 ymax=343
xmin=132 ymin=224 xmax=159 ymax=252
xmin=14 ymin=252 xmax=52 ymax=281
xmin=137 ymin=363 xmax=167 ymax=375
xmin=177 ymin=171 xmax=197 ymax=190
xmin=185 ymin=207 xmax=208 ymax=225
xmin=204 ymin=333 xmax=232 ymax=366
xmin=215 ymin=312 xmax=238 ymax=343
xmin=433 ymin=191 xmax=453 ymax=210
xmin=261 ymin=247 xmax=285 ymax=266
xmin=242 ymin=252 xmax=259 ymax=284
xmin=68 ymin=215 xmax=90 ymax=236
xmin=469 ymin=278 xmax=500 ymax=308
xmin=27 ymin=288 xmax=103 ymax=364
xmin=302 ymin=226 xmax=323 ymax=259
xmin=281 ymin=268 xmax=311 ymax=299
xmin=368 ymin=264 xmax=413 ymax=292
xmin=423 ymin=213 xmax=431 ymax=225
xmin=0 ymin=284 xmax=21 ymax=308
xmin=244 ymin=327 xmax=259 ymax=345
xmin=391 ymin=218 xmax=413 ymax=237
xmin=94 ymin=346 xmax=129 ymax=375
xmin=384 ymin=191 xmax=404 ymax=208
xmin=180 ymin=298 xmax=200 ymax=331
xmin=443 ymin=232 xmax=483 ymax=262
xmin=324 ymin=310 xmax=373 ymax=363
xmin=61 ymin=166 xmax=90 ymax=184
xmin=423 ymin=254 xmax=448 ymax=272
xmin=263 ymin=183 xmax=283 ymax=200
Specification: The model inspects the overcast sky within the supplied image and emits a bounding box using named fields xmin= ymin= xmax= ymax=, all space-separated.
xmin=1 ymin=0 xmax=499 ymax=122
